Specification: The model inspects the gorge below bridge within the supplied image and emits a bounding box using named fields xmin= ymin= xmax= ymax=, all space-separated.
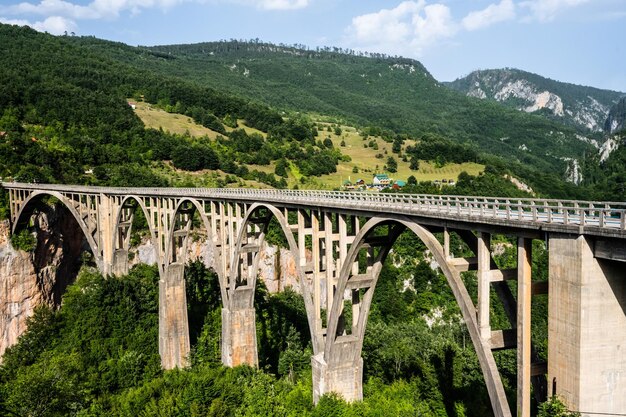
xmin=3 ymin=182 xmax=626 ymax=417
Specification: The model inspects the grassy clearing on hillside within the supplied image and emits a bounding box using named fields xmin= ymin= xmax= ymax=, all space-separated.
xmin=315 ymin=123 xmax=484 ymax=189
xmin=134 ymin=102 xmax=221 ymax=138
xmin=134 ymin=102 xmax=267 ymax=139
xmin=134 ymin=106 xmax=483 ymax=190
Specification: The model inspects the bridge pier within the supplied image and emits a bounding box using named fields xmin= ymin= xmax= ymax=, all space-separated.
xmin=311 ymin=353 xmax=363 ymax=403
xmin=548 ymin=234 xmax=626 ymax=416
xmin=159 ymin=263 xmax=190 ymax=369
xmin=221 ymin=307 xmax=258 ymax=367
xmin=111 ymin=249 xmax=129 ymax=276
xmin=221 ymin=287 xmax=258 ymax=367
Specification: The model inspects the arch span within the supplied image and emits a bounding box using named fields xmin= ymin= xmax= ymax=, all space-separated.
xmin=324 ymin=215 xmax=511 ymax=417
xmin=12 ymin=190 xmax=101 ymax=270
xmin=228 ymin=203 xmax=320 ymax=353
xmin=109 ymin=195 xmax=159 ymax=276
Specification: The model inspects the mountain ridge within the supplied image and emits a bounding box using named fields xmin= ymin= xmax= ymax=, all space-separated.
xmin=446 ymin=68 xmax=624 ymax=133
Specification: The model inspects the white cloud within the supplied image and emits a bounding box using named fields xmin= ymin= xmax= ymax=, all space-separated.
xmin=520 ymin=0 xmax=590 ymax=22
xmin=346 ymin=1 xmax=458 ymax=56
xmin=344 ymin=0 xmax=595 ymax=58
xmin=0 ymin=15 xmax=77 ymax=34
xmin=413 ymin=4 xmax=457 ymax=45
xmin=1 ymin=0 xmax=185 ymax=21
xmin=256 ymin=0 xmax=309 ymax=10
xmin=0 ymin=0 xmax=309 ymax=34
xmin=462 ymin=0 xmax=516 ymax=31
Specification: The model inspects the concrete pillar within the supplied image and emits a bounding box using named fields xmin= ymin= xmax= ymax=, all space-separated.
xmin=111 ymin=249 xmax=129 ymax=276
xmin=477 ymin=232 xmax=491 ymax=340
xmin=221 ymin=307 xmax=258 ymax=367
xmin=517 ymin=238 xmax=532 ymax=417
xmin=98 ymin=194 xmax=115 ymax=276
xmin=311 ymin=353 xmax=363 ymax=404
xmin=548 ymin=234 xmax=626 ymax=416
xmin=159 ymin=262 xmax=190 ymax=369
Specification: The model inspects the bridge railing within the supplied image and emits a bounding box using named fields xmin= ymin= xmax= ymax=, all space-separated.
xmin=3 ymin=183 xmax=626 ymax=230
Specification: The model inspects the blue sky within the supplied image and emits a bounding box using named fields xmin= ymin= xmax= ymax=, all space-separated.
xmin=1 ymin=0 xmax=625 ymax=91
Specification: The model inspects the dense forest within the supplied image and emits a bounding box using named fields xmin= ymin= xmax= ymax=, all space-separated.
xmin=0 ymin=22 xmax=623 ymax=416
xmin=0 ymin=244 xmax=576 ymax=416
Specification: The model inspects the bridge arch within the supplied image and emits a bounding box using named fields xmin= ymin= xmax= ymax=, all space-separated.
xmin=228 ymin=203 xmax=319 ymax=352
xmin=109 ymin=195 xmax=159 ymax=276
xmin=324 ymin=215 xmax=511 ymax=416
xmin=165 ymin=199 xmax=208 ymax=264
xmin=12 ymin=190 xmax=101 ymax=270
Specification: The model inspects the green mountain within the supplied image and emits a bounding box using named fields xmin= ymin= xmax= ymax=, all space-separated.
xmin=0 ymin=24 xmax=603 ymax=198
xmin=131 ymin=41 xmax=595 ymax=169
xmin=446 ymin=68 xmax=624 ymax=133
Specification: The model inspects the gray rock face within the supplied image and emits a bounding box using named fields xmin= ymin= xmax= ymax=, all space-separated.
xmin=448 ymin=68 xmax=624 ymax=133
xmin=604 ymin=97 xmax=626 ymax=134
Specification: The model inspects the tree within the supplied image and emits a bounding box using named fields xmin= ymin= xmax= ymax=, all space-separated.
xmin=275 ymin=158 xmax=289 ymax=177
xmin=538 ymin=397 xmax=580 ymax=417
xmin=386 ymin=156 xmax=397 ymax=173
xmin=407 ymin=175 xmax=417 ymax=185
xmin=410 ymin=156 xmax=420 ymax=171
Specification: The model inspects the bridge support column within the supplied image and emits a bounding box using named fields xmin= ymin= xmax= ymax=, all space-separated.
xmin=111 ymin=249 xmax=129 ymax=276
xmin=159 ymin=263 xmax=190 ymax=369
xmin=221 ymin=286 xmax=258 ymax=368
xmin=548 ymin=234 xmax=626 ymax=415
xmin=311 ymin=353 xmax=363 ymax=404
xmin=221 ymin=306 xmax=258 ymax=367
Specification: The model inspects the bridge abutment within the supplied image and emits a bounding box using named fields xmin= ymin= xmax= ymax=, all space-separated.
xmin=159 ymin=263 xmax=190 ymax=369
xmin=311 ymin=353 xmax=363 ymax=403
xmin=221 ymin=305 xmax=258 ymax=367
xmin=548 ymin=234 xmax=626 ymax=416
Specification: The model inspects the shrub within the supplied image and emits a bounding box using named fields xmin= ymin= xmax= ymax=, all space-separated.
xmin=11 ymin=229 xmax=36 ymax=252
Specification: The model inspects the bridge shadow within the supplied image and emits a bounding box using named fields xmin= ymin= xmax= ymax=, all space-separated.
xmin=20 ymin=199 xmax=92 ymax=307
xmin=600 ymin=259 xmax=626 ymax=317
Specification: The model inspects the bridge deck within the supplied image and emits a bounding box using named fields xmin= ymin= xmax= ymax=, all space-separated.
xmin=3 ymin=182 xmax=626 ymax=239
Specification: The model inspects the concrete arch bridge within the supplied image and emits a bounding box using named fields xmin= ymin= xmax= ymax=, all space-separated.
xmin=3 ymin=182 xmax=626 ymax=417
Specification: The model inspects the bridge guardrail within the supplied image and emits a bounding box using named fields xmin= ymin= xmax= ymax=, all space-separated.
xmin=3 ymin=182 xmax=626 ymax=231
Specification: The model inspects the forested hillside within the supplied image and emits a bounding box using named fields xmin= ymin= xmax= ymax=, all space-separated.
xmin=0 ymin=25 xmax=343 ymax=189
xmin=119 ymin=40 xmax=595 ymax=174
xmin=0 ymin=24 xmax=592 ymax=199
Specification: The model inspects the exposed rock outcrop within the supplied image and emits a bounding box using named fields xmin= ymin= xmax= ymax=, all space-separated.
xmin=448 ymin=68 xmax=623 ymax=132
xmin=0 ymin=221 xmax=39 ymax=358
xmin=0 ymin=204 xmax=86 ymax=358
xmin=604 ymin=97 xmax=626 ymax=134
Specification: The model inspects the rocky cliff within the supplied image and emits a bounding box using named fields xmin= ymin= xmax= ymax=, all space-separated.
xmin=605 ymin=97 xmax=626 ymax=134
xmin=0 ymin=204 xmax=86 ymax=358
xmin=447 ymin=68 xmax=624 ymax=133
